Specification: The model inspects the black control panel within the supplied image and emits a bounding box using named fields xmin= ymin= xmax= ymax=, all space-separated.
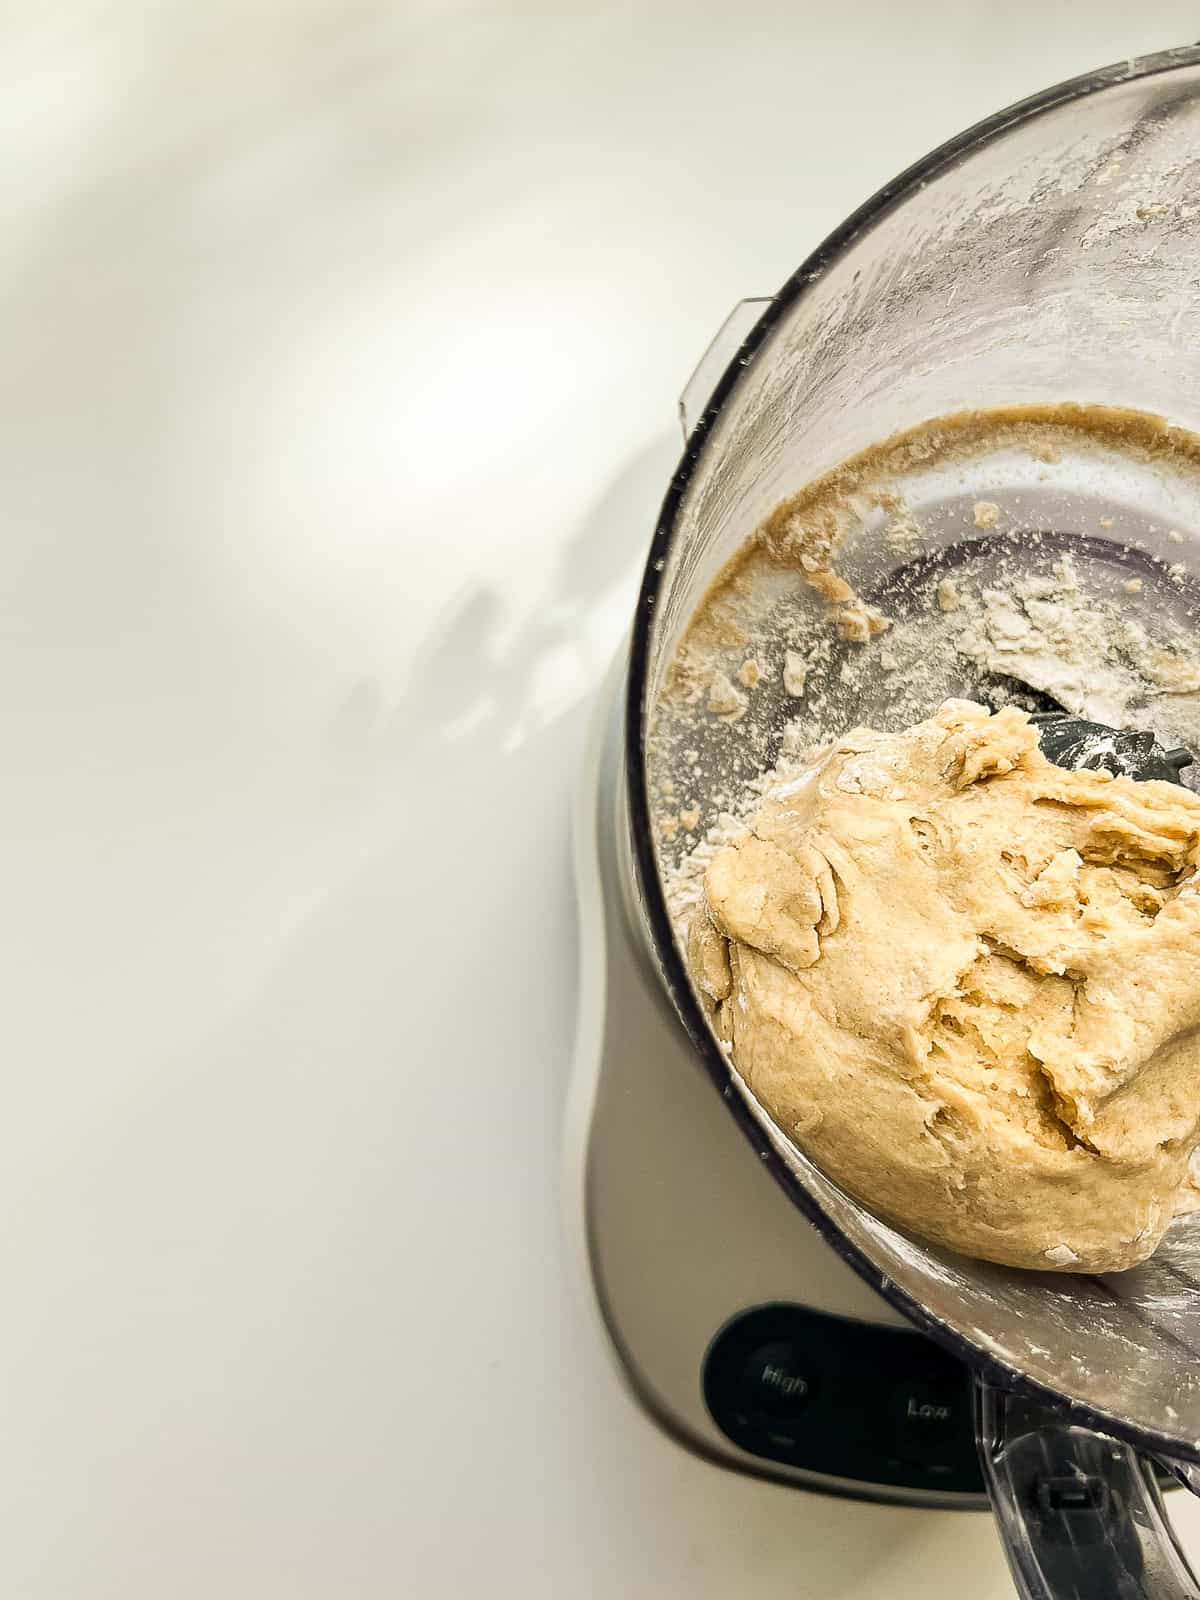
xmin=702 ymin=1303 xmax=985 ymax=1496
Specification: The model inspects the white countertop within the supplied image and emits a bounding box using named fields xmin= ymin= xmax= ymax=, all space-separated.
xmin=5 ymin=4 xmax=1200 ymax=1594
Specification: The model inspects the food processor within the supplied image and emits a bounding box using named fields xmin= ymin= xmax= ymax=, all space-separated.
xmin=567 ymin=45 xmax=1200 ymax=1599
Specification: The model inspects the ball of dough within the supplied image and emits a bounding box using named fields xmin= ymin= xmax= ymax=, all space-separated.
xmin=688 ymin=700 xmax=1200 ymax=1272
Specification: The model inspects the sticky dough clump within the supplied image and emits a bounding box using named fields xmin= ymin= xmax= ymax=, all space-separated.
xmin=687 ymin=701 xmax=1200 ymax=1272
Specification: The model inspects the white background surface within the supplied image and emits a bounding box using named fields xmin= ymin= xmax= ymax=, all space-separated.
xmin=5 ymin=4 xmax=1200 ymax=1595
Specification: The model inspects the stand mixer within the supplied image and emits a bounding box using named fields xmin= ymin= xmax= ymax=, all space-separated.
xmin=567 ymin=45 xmax=1200 ymax=1599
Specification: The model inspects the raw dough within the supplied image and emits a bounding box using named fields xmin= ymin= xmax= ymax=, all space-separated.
xmin=686 ymin=701 xmax=1200 ymax=1272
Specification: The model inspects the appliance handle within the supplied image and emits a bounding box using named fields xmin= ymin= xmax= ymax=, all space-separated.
xmin=678 ymin=298 xmax=772 ymax=442
xmin=974 ymin=1373 xmax=1200 ymax=1599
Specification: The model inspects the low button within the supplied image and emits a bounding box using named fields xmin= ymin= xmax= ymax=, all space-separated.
xmin=740 ymin=1342 xmax=817 ymax=1420
xmin=892 ymin=1377 xmax=968 ymax=1458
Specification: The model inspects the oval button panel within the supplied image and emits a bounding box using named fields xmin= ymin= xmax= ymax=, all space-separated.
xmin=702 ymin=1303 xmax=984 ymax=1497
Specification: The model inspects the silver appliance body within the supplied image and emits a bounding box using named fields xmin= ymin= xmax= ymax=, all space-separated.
xmin=571 ymin=45 xmax=1200 ymax=1599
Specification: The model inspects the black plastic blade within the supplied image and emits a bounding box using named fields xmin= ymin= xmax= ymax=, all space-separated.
xmin=1033 ymin=715 xmax=1194 ymax=786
